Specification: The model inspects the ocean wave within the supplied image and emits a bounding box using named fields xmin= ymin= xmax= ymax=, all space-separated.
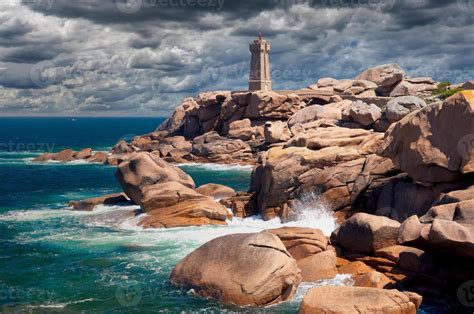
xmin=0 ymin=152 xmax=41 ymax=164
xmin=177 ymin=162 xmax=254 ymax=172
xmin=0 ymin=204 xmax=139 ymax=222
xmin=3 ymin=191 xmax=337 ymax=263
xmin=25 ymin=298 xmax=98 ymax=310
xmin=0 ymin=151 xmax=42 ymax=156
xmin=25 ymin=159 xmax=107 ymax=166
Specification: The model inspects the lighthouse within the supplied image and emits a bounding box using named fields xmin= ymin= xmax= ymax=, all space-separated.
xmin=249 ymin=34 xmax=272 ymax=91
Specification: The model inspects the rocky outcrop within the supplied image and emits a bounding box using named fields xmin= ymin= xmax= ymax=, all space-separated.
xmin=398 ymin=216 xmax=474 ymax=259
xmin=140 ymin=193 xmax=229 ymax=228
xmin=154 ymin=90 xmax=304 ymax=145
xmin=156 ymin=97 xmax=199 ymax=135
xmin=420 ymin=184 xmax=474 ymax=224
xmin=385 ymin=96 xmax=426 ymax=123
xmin=170 ymin=233 xmax=301 ymax=307
xmin=123 ymin=134 xmax=193 ymax=162
xmin=397 ymin=215 xmax=431 ymax=246
xmin=242 ymin=91 xmax=304 ymax=120
xmin=287 ymin=105 xmax=323 ymax=127
xmin=115 ymin=152 xmax=195 ymax=204
xmin=250 ymin=126 xmax=400 ymax=220
xmin=381 ymin=91 xmax=474 ymax=185
xmin=266 ymin=227 xmax=328 ymax=260
xmin=140 ymin=181 xmax=203 ymax=211
xmin=195 ymin=183 xmax=236 ymax=199
xmin=294 ymin=153 xmax=396 ymax=214
xmin=74 ymin=148 xmax=92 ymax=159
xmin=219 ymin=192 xmax=257 ymax=218
xmin=252 ymin=146 xmax=361 ymax=219
xmin=111 ymin=141 xmax=136 ymax=155
xmin=375 ymin=245 xmax=435 ymax=273
xmin=285 ymin=126 xmax=372 ymax=150
xmin=463 ymin=80 xmax=474 ymax=90
xmin=226 ymin=118 xmax=262 ymax=141
xmin=287 ymin=100 xmax=353 ymax=128
xmin=308 ymin=78 xmax=378 ymax=96
xmin=428 ymin=219 xmax=474 ymax=258
xmin=349 ymin=100 xmax=382 ymax=126
xmin=333 ymin=213 xmax=401 ymax=254
xmin=296 ymin=249 xmax=337 ymax=281
xmin=68 ymin=193 xmax=130 ymax=211
xmin=356 ymin=63 xmax=405 ymax=96
xmin=264 ymin=121 xmax=292 ymax=144
xmin=390 ymin=77 xmax=438 ymax=97
xmin=33 ymin=148 xmax=102 ymax=163
xmin=299 ymin=286 xmax=421 ymax=314
xmin=337 ymin=261 xmax=392 ymax=289
xmin=371 ymin=177 xmax=474 ymax=223
xmin=89 ymin=152 xmax=109 ymax=163
xmin=265 ymin=227 xmax=337 ymax=281
xmin=113 ymin=153 xmax=229 ymax=228
xmin=192 ymin=131 xmax=253 ymax=164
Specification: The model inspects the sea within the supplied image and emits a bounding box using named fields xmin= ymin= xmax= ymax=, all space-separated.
xmin=0 ymin=117 xmax=458 ymax=313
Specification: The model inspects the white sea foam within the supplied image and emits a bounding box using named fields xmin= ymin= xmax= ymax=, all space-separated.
xmin=176 ymin=162 xmax=254 ymax=172
xmin=26 ymin=159 xmax=104 ymax=166
xmin=109 ymin=192 xmax=338 ymax=250
xmin=3 ymin=190 xmax=338 ymax=269
xmin=292 ymin=274 xmax=354 ymax=302
xmin=0 ymin=204 xmax=139 ymax=222
xmin=25 ymin=298 xmax=98 ymax=310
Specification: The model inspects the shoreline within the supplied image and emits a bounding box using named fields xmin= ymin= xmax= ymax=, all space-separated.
xmin=2 ymin=68 xmax=474 ymax=312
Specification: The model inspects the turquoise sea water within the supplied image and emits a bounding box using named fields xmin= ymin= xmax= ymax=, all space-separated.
xmin=0 ymin=118 xmax=461 ymax=313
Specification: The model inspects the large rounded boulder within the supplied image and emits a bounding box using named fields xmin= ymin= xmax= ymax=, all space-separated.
xmin=356 ymin=63 xmax=405 ymax=96
xmin=170 ymin=232 xmax=302 ymax=307
xmin=333 ymin=213 xmax=400 ymax=254
xmin=299 ymin=286 xmax=421 ymax=314
xmin=115 ymin=152 xmax=195 ymax=204
xmin=380 ymin=91 xmax=474 ymax=185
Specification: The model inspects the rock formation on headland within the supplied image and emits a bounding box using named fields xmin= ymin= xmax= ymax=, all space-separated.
xmin=115 ymin=152 xmax=230 ymax=228
xmin=170 ymin=232 xmax=301 ymax=306
xmin=61 ymin=63 xmax=473 ymax=310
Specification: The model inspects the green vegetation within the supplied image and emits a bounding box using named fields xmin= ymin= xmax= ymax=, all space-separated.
xmin=432 ymin=81 xmax=464 ymax=99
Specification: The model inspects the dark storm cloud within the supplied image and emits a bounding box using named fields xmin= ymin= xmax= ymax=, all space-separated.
xmin=0 ymin=0 xmax=473 ymax=115
xmin=25 ymin=0 xmax=276 ymax=24
xmin=0 ymin=17 xmax=33 ymax=38
xmin=1 ymin=46 xmax=60 ymax=63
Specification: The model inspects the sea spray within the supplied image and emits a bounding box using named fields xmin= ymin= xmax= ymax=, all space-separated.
xmin=284 ymin=191 xmax=339 ymax=235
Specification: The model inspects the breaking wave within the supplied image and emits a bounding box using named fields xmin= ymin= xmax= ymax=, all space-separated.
xmin=177 ymin=162 xmax=254 ymax=172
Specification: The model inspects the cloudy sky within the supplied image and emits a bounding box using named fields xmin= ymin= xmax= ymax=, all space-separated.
xmin=0 ymin=0 xmax=473 ymax=116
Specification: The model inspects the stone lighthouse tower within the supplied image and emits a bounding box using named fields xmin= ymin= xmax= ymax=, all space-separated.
xmin=249 ymin=34 xmax=272 ymax=91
